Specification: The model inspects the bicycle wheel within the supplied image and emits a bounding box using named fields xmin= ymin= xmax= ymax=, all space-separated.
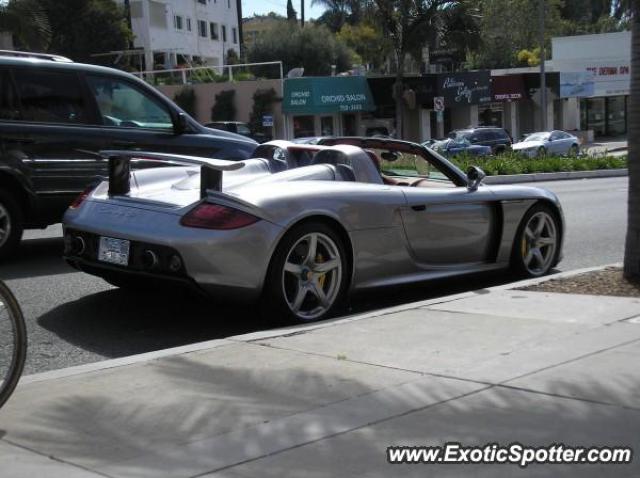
xmin=0 ymin=280 xmax=27 ymax=409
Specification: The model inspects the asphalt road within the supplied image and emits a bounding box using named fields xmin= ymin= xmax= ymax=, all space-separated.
xmin=0 ymin=176 xmax=628 ymax=375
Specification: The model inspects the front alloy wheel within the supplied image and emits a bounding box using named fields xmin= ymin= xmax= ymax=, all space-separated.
xmin=515 ymin=207 xmax=559 ymax=277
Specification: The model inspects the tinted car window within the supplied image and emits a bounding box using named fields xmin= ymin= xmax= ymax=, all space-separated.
xmin=13 ymin=68 xmax=89 ymax=124
xmin=86 ymin=75 xmax=173 ymax=130
xmin=0 ymin=70 xmax=20 ymax=120
xmin=236 ymin=124 xmax=251 ymax=135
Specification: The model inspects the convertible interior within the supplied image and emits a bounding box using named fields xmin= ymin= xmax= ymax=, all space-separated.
xmin=246 ymin=142 xmax=457 ymax=189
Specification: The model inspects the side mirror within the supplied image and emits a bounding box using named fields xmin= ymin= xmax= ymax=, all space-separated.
xmin=174 ymin=112 xmax=188 ymax=135
xmin=466 ymin=166 xmax=486 ymax=192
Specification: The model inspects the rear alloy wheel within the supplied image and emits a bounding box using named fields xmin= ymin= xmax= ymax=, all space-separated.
xmin=512 ymin=205 xmax=560 ymax=277
xmin=264 ymin=222 xmax=347 ymax=323
xmin=0 ymin=192 xmax=23 ymax=260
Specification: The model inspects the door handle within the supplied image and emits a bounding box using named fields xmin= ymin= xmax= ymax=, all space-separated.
xmin=411 ymin=205 xmax=426 ymax=211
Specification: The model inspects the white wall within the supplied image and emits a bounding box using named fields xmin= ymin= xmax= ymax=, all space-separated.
xmin=118 ymin=0 xmax=240 ymax=68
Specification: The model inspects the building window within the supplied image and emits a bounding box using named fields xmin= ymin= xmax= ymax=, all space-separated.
xmin=210 ymin=22 xmax=219 ymax=40
xmin=174 ymin=15 xmax=183 ymax=30
xmin=232 ymin=27 xmax=237 ymax=44
xmin=197 ymin=0 xmax=206 ymax=4
xmin=198 ymin=20 xmax=207 ymax=38
xmin=227 ymin=0 xmax=230 ymax=7
xmin=186 ymin=18 xmax=192 ymax=32
xmin=222 ymin=25 xmax=227 ymax=43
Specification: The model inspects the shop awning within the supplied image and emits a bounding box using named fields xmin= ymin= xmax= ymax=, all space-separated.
xmin=283 ymin=76 xmax=375 ymax=115
xmin=491 ymin=75 xmax=527 ymax=101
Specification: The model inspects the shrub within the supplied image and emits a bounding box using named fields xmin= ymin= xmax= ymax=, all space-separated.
xmin=173 ymin=87 xmax=196 ymax=117
xmin=211 ymin=90 xmax=236 ymax=121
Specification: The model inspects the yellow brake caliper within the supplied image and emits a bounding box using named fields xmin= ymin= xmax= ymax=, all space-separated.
xmin=316 ymin=254 xmax=327 ymax=289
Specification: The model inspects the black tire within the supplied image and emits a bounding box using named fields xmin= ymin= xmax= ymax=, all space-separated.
xmin=262 ymin=221 xmax=348 ymax=324
xmin=537 ymin=147 xmax=547 ymax=158
xmin=0 ymin=280 xmax=27 ymax=410
xmin=511 ymin=203 xmax=561 ymax=278
xmin=0 ymin=191 xmax=24 ymax=260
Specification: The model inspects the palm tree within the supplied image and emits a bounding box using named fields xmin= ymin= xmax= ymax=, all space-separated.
xmin=0 ymin=0 xmax=50 ymax=51
xmin=373 ymin=0 xmax=465 ymax=138
xmin=624 ymin=4 xmax=639 ymax=279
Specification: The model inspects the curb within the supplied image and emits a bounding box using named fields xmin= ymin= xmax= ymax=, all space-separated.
xmin=20 ymin=263 xmax=623 ymax=385
xmin=484 ymin=169 xmax=627 ymax=184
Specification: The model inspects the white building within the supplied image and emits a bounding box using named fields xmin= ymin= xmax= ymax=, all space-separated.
xmin=552 ymin=31 xmax=630 ymax=137
xmin=115 ymin=0 xmax=241 ymax=70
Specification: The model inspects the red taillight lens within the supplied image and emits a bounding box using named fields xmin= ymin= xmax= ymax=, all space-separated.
xmin=180 ymin=203 xmax=260 ymax=230
xmin=69 ymin=184 xmax=96 ymax=209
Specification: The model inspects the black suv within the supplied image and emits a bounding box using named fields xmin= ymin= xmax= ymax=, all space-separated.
xmin=447 ymin=127 xmax=512 ymax=154
xmin=0 ymin=51 xmax=257 ymax=257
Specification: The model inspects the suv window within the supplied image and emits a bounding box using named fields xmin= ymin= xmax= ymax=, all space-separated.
xmin=86 ymin=75 xmax=173 ymax=130
xmin=0 ymin=70 xmax=20 ymax=121
xmin=13 ymin=68 xmax=89 ymax=124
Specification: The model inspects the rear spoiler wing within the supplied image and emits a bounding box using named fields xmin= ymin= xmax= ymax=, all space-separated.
xmin=100 ymin=150 xmax=244 ymax=199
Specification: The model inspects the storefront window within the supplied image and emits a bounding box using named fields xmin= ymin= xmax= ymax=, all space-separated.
xmin=607 ymin=96 xmax=626 ymax=136
xmin=587 ymin=98 xmax=606 ymax=137
xmin=343 ymin=114 xmax=357 ymax=136
xmin=320 ymin=116 xmax=334 ymax=136
xmin=479 ymin=103 xmax=503 ymax=127
xmin=293 ymin=115 xmax=315 ymax=138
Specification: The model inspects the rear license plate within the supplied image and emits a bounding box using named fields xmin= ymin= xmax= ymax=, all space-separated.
xmin=98 ymin=236 xmax=130 ymax=266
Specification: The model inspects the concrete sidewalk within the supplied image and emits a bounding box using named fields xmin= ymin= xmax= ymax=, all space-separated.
xmin=1 ymin=269 xmax=639 ymax=477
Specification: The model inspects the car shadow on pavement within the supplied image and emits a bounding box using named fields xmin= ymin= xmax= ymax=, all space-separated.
xmin=0 ymin=237 xmax=72 ymax=280
xmin=37 ymin=287 xmax=269 ymax=359
xmin=2 ymin=355 xmax=638 ymax=477
xmin=35 ymin=270 xmax=522 ymax=363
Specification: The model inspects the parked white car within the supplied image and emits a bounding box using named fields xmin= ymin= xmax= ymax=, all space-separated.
xmin=513 ymin=131 xmax=580 ymax=158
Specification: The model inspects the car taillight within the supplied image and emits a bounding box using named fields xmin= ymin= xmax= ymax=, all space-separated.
xmin=69 ymin=184 xmax=96 ymax=209
xmin=180 ymin=203 xmax=260 ymax=230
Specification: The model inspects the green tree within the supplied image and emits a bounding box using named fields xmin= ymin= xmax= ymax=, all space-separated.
xmin=372 ymin=0 xmax=467 ymax=137
xmin=287 ymin=0 xmax=297 ymax=21
xmin=337 ymin=22 xmax=392 ymax=70
xmin=0 ymin=0 xmax=51 ymax=51
xmin=38 ymin=0 xmax=131 ymax=63
xmin=247 ymin=23 xmax=355 ymax=76
xmin=467 ymin=0 xmax=566 ymax=70
xmin=211 ymin=90 xmax=236 ymax=121
xmin=624 ymin=5 xmax=640 ymax=279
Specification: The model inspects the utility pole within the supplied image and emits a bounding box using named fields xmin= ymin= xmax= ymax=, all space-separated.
xmin=301 ymin=0 xmax=305 ymax=27
xmin=540 ymin=0 xmax=547 ymax=131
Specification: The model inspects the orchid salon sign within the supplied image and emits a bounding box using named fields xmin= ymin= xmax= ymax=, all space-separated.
xmin=438 ymin=71 xmax=492 ymax=106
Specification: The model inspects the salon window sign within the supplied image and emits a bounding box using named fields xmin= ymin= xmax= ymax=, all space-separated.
xmin=438 ymin=71 xmax=492 ymax=106
xmin=283 ymin=77 xmax=375 ymax=114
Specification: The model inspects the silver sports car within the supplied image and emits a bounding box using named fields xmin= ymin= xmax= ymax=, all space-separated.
xmin=63 ymin=138 xmax=564 ymax=323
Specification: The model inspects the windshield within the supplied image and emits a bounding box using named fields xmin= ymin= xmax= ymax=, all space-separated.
xmin=376 ymin=149 xmax=449 ymax=182
xmin=524 ymin=133 xmax=550 ymax=142
xmin=448 ymin=131 xmax=472 ymax=142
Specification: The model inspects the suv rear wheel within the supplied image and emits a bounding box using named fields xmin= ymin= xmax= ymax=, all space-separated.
xmin=0 ymin=191 xmax=23 ymax=259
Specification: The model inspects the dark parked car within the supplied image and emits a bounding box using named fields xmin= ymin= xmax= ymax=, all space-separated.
xmin=0 ymin=50 xmax=257 ymax=258
xmin=448 ymin=127 xmax=512 ymax=154
xmin=427 ymin=138 xmax=492 ymax=157
xmin=205 ymin=121 xmax=270 ymax=143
